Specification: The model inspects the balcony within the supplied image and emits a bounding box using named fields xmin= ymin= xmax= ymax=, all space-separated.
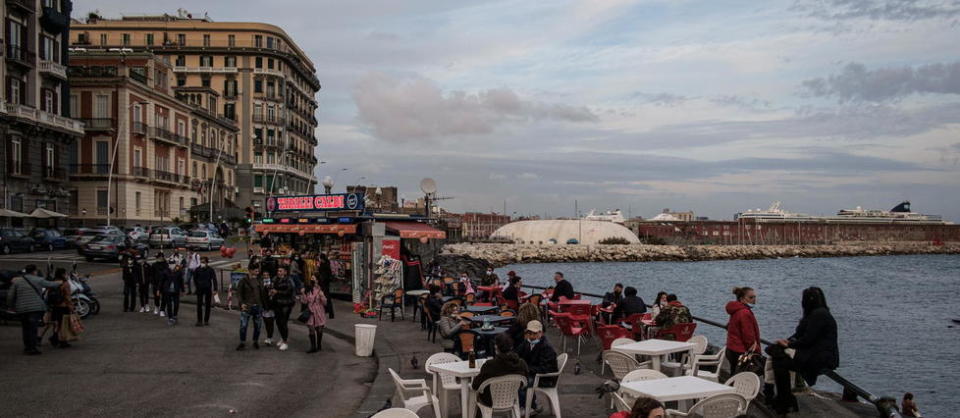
xmin=7 ymin=161 xmax=30 ymax=176
xmin=172 ymin=66 xmax=238 ymax=74
xmin=70 ymin=164 xmax=114 ymax=176
xmin=252 ymin=114 xmax=284 ymax=125
xmin=132 ymin=166 xmax=150 ymax=178
xmin=39 ymin=60 xmax=68 ymax=80
xmin=253 ymin=68 xmax=284 ymax=78
xmin=154 ymin=210 xmax=170 ymax=218
xmin=6 ymin=0 xmax=35 ymax=13
xmin=68 ymin=66 xmax=118 ymax=78
xmin=131 ymin=122 xmax=147 ymax=135
xmin=42 ymin=166 xmax=66 ymax=181
xmin=40 ymin=6 xmax=69 ymax=34
xmin=6 ymin=103 xmax=84 ymax=135
xmin=152 ymin=169 xmax=190 ymax=186
xmin=129 ymin=70 xmax=148 ymax=84
xmin=5 ymin=45 xmax=34 ymax=68
xmin=149 ymin=126 xmax=186 ymax=146
xmin=81 ymin=118 xmax=116 ymax=131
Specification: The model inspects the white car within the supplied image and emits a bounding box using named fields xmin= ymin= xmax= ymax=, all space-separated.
xmin=125 ymin=226 xmax=148 ymax=242
xmin=186 ymin=230 xmax=224 ymax=251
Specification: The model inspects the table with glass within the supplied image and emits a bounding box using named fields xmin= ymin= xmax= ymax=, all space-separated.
xmin=611 ymin=338 xmax=695 ymax=371
xmin=428 ymin=358 xmax=489 ymax=418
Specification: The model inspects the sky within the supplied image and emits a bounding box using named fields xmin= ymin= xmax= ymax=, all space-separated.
xmin=76 ymin=1 xmax=960 ymax=221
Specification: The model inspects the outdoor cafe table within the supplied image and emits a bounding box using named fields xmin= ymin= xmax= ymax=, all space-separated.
xmin=464 ymin=305 xmax=498 ymax=314
xmin=619 ymin=375 xmax=736 ymax=411
xmin=468 ymin=315 xmax=515 ymax=324
xmin=428 ymin=358 xmax=489 ymax=418
xmin=611 ymin=339 xmax=696 ymax=371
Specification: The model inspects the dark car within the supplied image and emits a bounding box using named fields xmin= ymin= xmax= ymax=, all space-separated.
xmin=29 ymin=228 xmax=68 ymax=251
xmin=0 ymin=228 xmax=37 ymax=255
xmin=78 ymin=234 xmax=148 ymax=262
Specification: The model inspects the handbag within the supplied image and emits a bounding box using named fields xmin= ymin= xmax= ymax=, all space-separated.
xmin=213 ymin=293 xmax=222 ymax=305
xmin=296 ymin=309 xmax=312 ymax=324
xmin=59 ymin=316 xmax=79 ymax=342
xmin=737 ymin=345 xmax=765 ymax=376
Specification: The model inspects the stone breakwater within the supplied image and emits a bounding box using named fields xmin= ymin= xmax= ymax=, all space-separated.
xmin=443 ymin=242 xmax=960 ymax=266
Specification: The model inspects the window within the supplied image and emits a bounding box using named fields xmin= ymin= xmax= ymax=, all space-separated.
xmin=254 ymin=35 xmax=263 ymax=48
xmin=8 ymin=77 xmax=22 ymax=104
xmin=97 ymin=190 xmax=108 ymax=211
xmin=122 ymin=33 xmax=131 ymax=45
xmin=201 ymin=76 xmax=211 ymax=88
xmin=132 ymin=103 xmax=142 ymax=124
xmin=43 ymin=89 xmax=55 ymax=113
xmin=94 ymin=95 xmax=109 ymax=118
xmin=177 ymin=120 xmax=186 ymax=138
xmin=192 ymin=162 xmax=198 ymax=177
xmin=228 ymin=34 xmax=236 ymax=47
xmin=268 ymin=58 xmax=274 ymax=69
xmin=255 ymin=80 xmax=264 ymax=93
xmin=145 ymin=33 xmax=154 ymax=45
xmin=267 ymin=105 xmax=275 ymax=121
xmin=255 ymin=57 xmax=263 ymax=68
xmin=43 ymin=0 xmax=57 ymax=9
xmin=254 ymin=175 xmax=263 ymax=187
xmin=267 ymin=152 xmax=275 ymax=164
xmin=224 ymin=56 xmax=236 ymax=67
xmin=254 ymin=128 xmax=263 ymax=141
xmin=200 ymin=55 xmax=213 ymax=67
xmin=135 ymin=192 xmax=142 ymax=215
xmin=133 ymin=147 xmax=142 ymax=168
xmin=267 ymin=81 xmax=275 ymax=97
xmin=224 ymin=103 xmax=235 ymax=120
xmin=266 ymin=37 xmax=274 ymax=49
xmin=40 ymin=36 xmax=58 ymax=61
xmin=95 ymin=141 xmax=109 ymax=165
xmin=69 ymin=94 xmax=78 ymax=118
xmin=203 ymin=34 xmax=210 ymax=47
xmin=202 ymin=165 xmax=207 ymax=179
xmin=100 ymin=33 xmax=107 ymax=46
xmin=177 ymin=158 xmax=185 ymax=176
xmin=10 ymin=139 xmax=22 ymax=174
xmin=175 ymin=55 xmax=185 ymax=66
xmin=177 ymin=34 xmax=186 ymax=46
xmin=179 ymin=197 xmax=184 ymax=214
xmin=44 ymin=143 xmax=55 ymax=177
xmin=176 ymin=77 xmax=186 ymax=87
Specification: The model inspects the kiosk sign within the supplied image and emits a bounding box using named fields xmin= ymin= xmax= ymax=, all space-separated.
xmin=266 ymin=193 xmax=365 ymax=213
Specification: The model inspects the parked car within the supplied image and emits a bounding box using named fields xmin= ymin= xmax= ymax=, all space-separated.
xmin=0 ymin=228 xmax=37 ymax=254
xmin=28 ymin=228 xmax=68 ymax=251
xmin=78 ymin=234 xmax=148 ymax=262
xmin=148 ymin=226 xmax=188 ymax=248
xmin=125 ymin=226 xmax=149 ymax=242
xmin=186 ymin=230 xmax=225 ymax=251
xmin=61 ymin=228 xmax=86 ymax=248
xmin=95 ymin=225 xmax=124 ymax=235
xmin=75 ymin=229 xmax=106 ymax=247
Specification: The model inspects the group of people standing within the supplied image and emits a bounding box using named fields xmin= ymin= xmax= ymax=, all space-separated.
xmin=6 ymin=265 xmax=77 ymax=354
xmin=233 ymin=249 xmax=333 ymax=354
xmin=120 ymin=250 xmax=218 ymax=326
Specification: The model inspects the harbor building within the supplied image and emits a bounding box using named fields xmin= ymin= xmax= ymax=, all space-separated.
xmin=70 ymin=10 xmax=320 ymax=217
xmin=67 ymin=50 xmax=238 ymax=225
xmin=0 ymin=0 xmax=84 ymax=223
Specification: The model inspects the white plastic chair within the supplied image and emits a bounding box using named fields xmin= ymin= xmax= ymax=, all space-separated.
xmin=370 ymin=408 xmax=420 ymax=418
xmin=425 ymin=352 xmax=461 ymax=417
xmin=662 ymin=335 xmax=708 ymax=376
xmin=618 ymin=369 xmax=668 ymax=409
xmin=475 ymin=374 xmax=527 ymax=418
xmin=602 ymin=350 xmax=645 ymax=380
xmin=602 ymin=337 xmax=636 ymax=375
xmin=524 ymin=353 xmax=569 ymax=418
xmin=666 ymin=392 xmax=747 ymax=417
xmin=387 ymin=368 xmax=442 ymax=418
xmin=685 ymin=346 xmax=726 ymax=382
xmin=610 ymin=391 xmax=632 ymax=412
xmin=725 ymin=372 xmax=761 ymax=409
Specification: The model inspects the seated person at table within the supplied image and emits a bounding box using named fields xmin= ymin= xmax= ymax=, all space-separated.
xmin=549 ymin=272 xmax=575 ymax=302
xmin=515 ymin=320 xmax=558 ymax=414
xmin=472 ymin=333 xmax=529 ymax=407
xmin=481 ymin=267 xmax=500 ymax=286
xmin=502 ymin=276 xmax=523 ymax=305
xmin=459 ymin=272 xmax=476 ymax=294
xmin=615 ymin=286 xmax=648 ymax=321
xmin=507 ymin=302 xmax=541 ymax=348
xmin=437 ymin=302 xmax=470 ymax=352
xmin=427 ymin=285 xmax=445 ymax=321
xmin=609 ymin=397 xmax=666 ymax=418
xmin=603 ymin=283 xmax=624 ymax=308
xmin=654 ymin=294 xmax=692 ymax=329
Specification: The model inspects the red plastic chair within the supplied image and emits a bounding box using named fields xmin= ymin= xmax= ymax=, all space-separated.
xmin=503 ymin=299 xmax=519 ymax=311
xmin=654 ymin=322 xmax=697 ymax=342
xmin=597 ymin=325 xmax=631 ymax=350
xmin=555 ymin=315 xmax=590 ymax=358
xmin=622 ymin=313 xmax=647 ymax=340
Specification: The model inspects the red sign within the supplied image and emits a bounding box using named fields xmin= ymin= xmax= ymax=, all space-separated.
xmin=381 ymin=239 xmax=400 ymax=260
xmin=267 ymin=193 xmax=365 ymax=212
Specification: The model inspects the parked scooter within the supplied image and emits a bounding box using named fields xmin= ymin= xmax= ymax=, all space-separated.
xmin=68 ymin=263 xmax=99 ymax=319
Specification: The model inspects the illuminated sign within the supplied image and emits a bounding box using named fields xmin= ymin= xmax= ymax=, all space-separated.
xmin=265 ymin=193 xmax=365 ymax=213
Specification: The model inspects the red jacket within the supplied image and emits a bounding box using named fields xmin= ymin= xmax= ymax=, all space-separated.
xmin=725 ymin=301 xmax=760 ymax=354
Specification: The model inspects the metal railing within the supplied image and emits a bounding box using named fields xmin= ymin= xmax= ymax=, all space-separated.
xmin=81 ymin=118 xmax=116 ymax=131
xmin=69 ymin=164 xmax=113 ymax=175
xmin=520 ymin=284 xmax=903 ymax=418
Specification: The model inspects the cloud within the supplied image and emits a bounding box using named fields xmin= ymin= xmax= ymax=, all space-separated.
xmin=801 ymin=61 xmax=960 ymax=102
xmin=352 ymin=72 xmax=598 ymax=142
xmin=794 ymin=0 xmax=960 ymax=21
xmin=630 ymin=92 xmax=692 ymax=107
xmin=489 ymin=173 xmax=507 ymax=180
xmin=517 ymin=172 xmax=540 ymax=180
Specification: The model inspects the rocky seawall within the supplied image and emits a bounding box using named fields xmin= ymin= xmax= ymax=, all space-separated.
xmin=442 ymin=242 xmax=960 ymax=266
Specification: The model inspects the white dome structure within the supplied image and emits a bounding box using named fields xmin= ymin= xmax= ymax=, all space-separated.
xmin=491 ymin=220 xmax=640 ymax=245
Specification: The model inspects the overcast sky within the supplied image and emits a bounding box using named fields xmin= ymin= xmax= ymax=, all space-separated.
xmin=78 ymin=1 xmax=960 ymax=221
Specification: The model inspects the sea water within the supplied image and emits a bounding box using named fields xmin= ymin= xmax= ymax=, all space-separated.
xmin=502 ymin=254 xmax=960 ymax=417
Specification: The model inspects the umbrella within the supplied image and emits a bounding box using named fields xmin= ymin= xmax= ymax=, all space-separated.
xmin=0 ymin=208 xmax=29 ymax=217
xmin=29 ymin=208 xmax=68 ymax=218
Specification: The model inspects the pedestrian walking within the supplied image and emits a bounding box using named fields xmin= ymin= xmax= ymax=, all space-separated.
xmin=161 ymin=264 xmax=185 ymax=325
xmin=318 ymin=253 xmax=334 ymax=319
xmin=299 ymin=280 xmax=327 ymax=353
xmin=135 ymin=255 xmax=151 ymax=312
xmin=5 ymin=265 xmax=61 ymax=355
xmin=269 ymin=266 xmax=296 ymax=351
xmin=186 ymin=251 xmax=200 ymax=295
xmin=236 ymin=268 xmax=264 ymax=351
xmin=121 ymin=256 xmax=138 ymax=312
xmin=151 ymin=253 xmax=166 ymax=315
xmin=47 ymin=268 xmax=75 ymax=349
xmin=193 ymin=257 xmax=218 ymax=326
xmin=259 ymin=270 xmax=277 ymax=346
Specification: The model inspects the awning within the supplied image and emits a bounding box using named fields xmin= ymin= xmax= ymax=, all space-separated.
xmin=30 ymin=208 xmax=68 ymax=218
xmin=384 ymin=222 xmax=446 ymax=239
xmin=254 ymin=223 xmax=357 ymax=235
xmin=0 ymin=208 xmax=29 ymax=217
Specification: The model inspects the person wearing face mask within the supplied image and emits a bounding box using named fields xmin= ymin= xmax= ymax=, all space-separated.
xmin=480 ymin=268 xmax=499 ymax=286
xmin=458 ymin=272 xmax=475 ymax=294
xmin=437 ymin=302 xmax=469 ymax=352
xmin=726 ymin=287 xmax=761 ymax=376
xmin=514 ymin=320 xmax=558 ymax=416
xmin=121 ymin=256 xmax=138 ymax=312
xmin=193 ymin=256 xmax=218 ymax=326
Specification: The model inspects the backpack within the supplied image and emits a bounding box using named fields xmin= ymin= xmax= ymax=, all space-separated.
xmin=46 ymin=284 xmax=65 ymax=306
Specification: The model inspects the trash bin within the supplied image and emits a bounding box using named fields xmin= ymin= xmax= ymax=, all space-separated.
xmin=355 ymin=324 xmax=377 ymax=357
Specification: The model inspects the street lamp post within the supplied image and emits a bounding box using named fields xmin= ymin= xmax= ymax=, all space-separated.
xmin=106 ymin=100 xmax=148 ymax=227
xmin=208 ymin=144 xmax=224 ymax=223
xmin=266 ymin=150 xmax=292 ymax=215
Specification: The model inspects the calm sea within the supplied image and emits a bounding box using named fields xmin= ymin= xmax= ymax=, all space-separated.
xmin=501 ymin=254 xmax=960 ymax=417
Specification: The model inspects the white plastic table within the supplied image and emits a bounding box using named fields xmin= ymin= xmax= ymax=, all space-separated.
xmin=428 ymin=358 xmax=488 ymax=418
xmin=611 ymin=339 xmax=695 ymax=371
xmin=619 ymin=375 xmax=736 ymax=410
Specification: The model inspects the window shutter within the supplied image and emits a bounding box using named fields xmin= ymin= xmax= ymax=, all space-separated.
xmin=52 ymin=90 xmax=59 ymax=114
xmin=39 ymin=37 xmax=45 ymax=60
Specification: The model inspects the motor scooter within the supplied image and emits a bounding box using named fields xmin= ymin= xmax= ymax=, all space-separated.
xmin=68 ymin=263 xmax=99 ymax=319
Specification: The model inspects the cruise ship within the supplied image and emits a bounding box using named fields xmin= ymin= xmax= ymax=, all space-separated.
xmin=735 ymin=201 xmax=948 ymax=224
xmin=583 ymin=209 xmax=626 ymax=224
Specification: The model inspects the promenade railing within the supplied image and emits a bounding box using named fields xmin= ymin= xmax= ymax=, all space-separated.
xmin=521 ymin=284 xmax=902 ymax=418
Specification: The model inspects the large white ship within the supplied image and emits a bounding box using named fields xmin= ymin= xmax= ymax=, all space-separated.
xmin=736 ymin=201 xmax=948 ymax=224
xmin=583 ymin=209 xmax=625 ymax=224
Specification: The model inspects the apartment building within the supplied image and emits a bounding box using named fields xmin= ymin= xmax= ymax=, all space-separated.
xmin=70 ymin=11 xmax=320 ymax=216
xmin=1 ymin=0 xmax=84 ymax=222
xmin=68 ymin=50 xmax=238 ymax=225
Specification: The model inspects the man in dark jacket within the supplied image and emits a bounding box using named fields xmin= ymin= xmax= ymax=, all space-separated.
xmin=121 ymin=257 xmax=138 ymax=312
xmin=772 ymin=287 xmax=839 ymax=413
xmin=134 ymin=255 xmax=151 ymax=312
xmin=160 ymin=264 xmax=185 ymax=325
xmin=150 ymin=253 xmax=167 ymax=315
xmin=602 ymin=283 xmax=623 ymax=308
xmin=615 ymin=287 xmax=647 ymax=320
xmin=236 ymin=270 xmax=264 ymax=350
xmin=472 ymin=333 xmax=529 ymax=406
xmin=549 ymin=272 xmax=574 ymax=302
xmin=514 ymin=320 xmax=558 ymax=414
xmin=193 ymin=256 xmax=218 ymax=326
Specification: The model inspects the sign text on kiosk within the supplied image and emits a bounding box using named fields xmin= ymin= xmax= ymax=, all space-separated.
xmin=265 ymin=193 xmax=365 ymax=213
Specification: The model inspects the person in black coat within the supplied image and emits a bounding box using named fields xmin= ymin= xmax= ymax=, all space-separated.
xmin=150 ymin=254 xmax=167 ymax=314
xmin=549 ymin=272 xmax=574 ymax=302
xmin=134 ymin=255 xmax=151 ymax=312
xmin=514 ymin=320 xmax=558 ymax=414
xmin=771 ymin=287 xmax=839 ymax=414
xmin=121 ymin=257 xmax=138 ymax=312
xmin=614 ymin=286 xmax=647 ymax=321
xmin=317 ymin=253 xmax=334 ymax=319
xmin=472 ymin=334 xmax=529 ymax=406
xmin=193 ymin=256 xmax=219 ymax=326
xmin=160 ymin=264 xmax=185 ymax=324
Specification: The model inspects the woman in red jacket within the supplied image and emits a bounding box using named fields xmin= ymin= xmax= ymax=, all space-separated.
xmin=725 ymin=287 xmax=760 ymax=375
